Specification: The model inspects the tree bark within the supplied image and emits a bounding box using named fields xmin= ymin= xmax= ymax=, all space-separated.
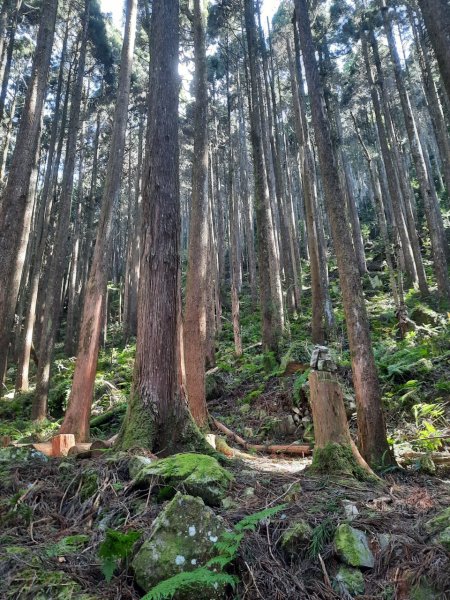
xmin=0 ymin=0 xmax=58 ymax=392
xmin=117 ymin=0 xmax=203 ymax=453
xmin=59 ymin=0 xmax=137 ymax=441
xmin=294 ymin=0 xmax=394 ymax=467
xmin=183 ymin=0 xmax=210 ymax=428
xmin=244 ymin=0 xmax=283 ymax=355
xmin=417 ymin=0 xmax=450 ymax=101
xmin=32 ymin=4 xmax=90 ymax=420
xmin=381 ymin=2 xmax=450 ymax=300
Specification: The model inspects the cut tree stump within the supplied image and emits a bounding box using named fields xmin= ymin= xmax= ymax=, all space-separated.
xmin=308 ymin=370 xmax=376 ymax=478
xmin=51 ymin=434 xmax=75 ymax=457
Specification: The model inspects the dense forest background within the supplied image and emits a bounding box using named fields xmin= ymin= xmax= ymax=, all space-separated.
xmin=0 ymin=0 xmax=449 ymax=598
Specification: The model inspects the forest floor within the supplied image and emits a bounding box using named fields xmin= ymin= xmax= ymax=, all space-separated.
xmin=1 ymin=260 xmax=450 ymax=599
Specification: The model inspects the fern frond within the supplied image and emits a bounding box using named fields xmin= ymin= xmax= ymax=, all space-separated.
xmin=234 ymin=504 xmax=287 ymax=532
xmin=141 ymin=568 xmax=237 ymax=600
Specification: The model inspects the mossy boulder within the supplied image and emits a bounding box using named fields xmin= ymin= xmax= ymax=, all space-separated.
xmin=133 ymin=453 xmax=233 ymax=506
xmin=132 ymin=492 xmax=227 ymax=597
xmin=334 ymin=524 xmax=374 ymax=568
xmin=410 ymin=305 xmax=440 ymax=327
xmin=205 ymin=371 xmax=226 ymax=401
xmin=281 ymin=519 xmax=313 ymax=555
xmin=334 ymin=566 xmax=365 ymax=595
xmin=128 ymin=455 xmax=154 ymax=480
xmin=437 ymin=526 xmax=450 ymax=551
xmin=79 ymin=469 xmax=99 ymax=502
xmin=410 ymin=580 xmax=439 ymax=600
xmin=0 ymin=446 xmax=48 ymax=464
xmin=424 ymin=506 xmax=450 ymax=535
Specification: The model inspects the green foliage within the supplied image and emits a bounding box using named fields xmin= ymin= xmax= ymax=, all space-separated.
xmin=308 ymin=517 xmax=336 ymax=558
xmin=45 ymin=534 xmax=89 ymax=557
xmin=142 ymin=569 xmax=237 ymax=600
xmin=98 ymin=529 xmax=141 ymax=582
xmin=141 ymin=505 xmax=286 ymax=600
xmin=412 ymin=402 xmax=448 ymax=451
xmin=293 ymin=369 xmax=310 ymax=405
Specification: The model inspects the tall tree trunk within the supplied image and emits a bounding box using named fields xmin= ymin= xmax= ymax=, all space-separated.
xmin=361 ymin=28 xmax=428 ymax=295
xmin=32 ymin=5 xmax=89 ymax=421
xmin=244 ymin=0 xmax=283 ymax=355
xmin=118 ymin=0 xmax=202 ymax=453
xmin=0 ymin=0 xmax=58 ymax=392
xmin=294 ymin=0 xmax=393 ymax=467
xmin=183 ymin=0 xmax=210 ymax=428
xmin=417 ymin=0 xmax=450 ymax=101
xmin=59 ymin=0 xmax=137 ymax=441
xmin=381 ymin=2 xmax=450 ymax=300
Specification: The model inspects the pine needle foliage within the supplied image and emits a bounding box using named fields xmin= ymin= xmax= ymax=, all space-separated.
xmin=142 ymin=504 xmax=287 ymax=600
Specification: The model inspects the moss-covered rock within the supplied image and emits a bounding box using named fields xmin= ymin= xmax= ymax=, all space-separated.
xmin=410 ymin=579 xmax=439 ymax=600
xmin=281 ymin=519 xmax=313 ymax=555
xmin=410 ymin=305 xmax=440 ymax=327
xmin=205 ymin=371 xmax=226 ymax=401
xmin=0 ymin=446 xmax=48 ymax=464
xmin=425 ymin=506 xmax=450 ymax=534
xmin=437 ymin=526 xmax=450 ymax=551
xmin=334 ymin=565 xmax=365 ymax=595
xmin=133 ymin=453 xmax=233 ymax=506
xmin=334 ymin=524 xmax=374 ymax=568
xmin=128 ymin=455 xmax=154 ymax=480
xmin=79 ymin=469 xmax=99 ymax=502
xmin=132 ymin=492 xmax=227 ymax=597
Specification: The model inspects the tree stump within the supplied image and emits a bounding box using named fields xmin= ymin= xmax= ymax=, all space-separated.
xmin=51 ymin=434 xmax=75 ymax=457
xmin=308 ymin=368 xmax=376 ymax=479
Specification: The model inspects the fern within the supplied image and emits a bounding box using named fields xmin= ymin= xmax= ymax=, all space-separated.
xmin=141 ymin=504 xmax=287 ymax=600
xmin=142 ymin=569 xmax=238 ymax=600
xmin=98 ymin=529 xmax=141 ymax=582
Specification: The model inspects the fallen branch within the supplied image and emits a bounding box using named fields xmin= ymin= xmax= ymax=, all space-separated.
xmin=211 ymin=417 xmax=312 ymax=457
xmin=399 ymin=451 xmax=450 ymax=465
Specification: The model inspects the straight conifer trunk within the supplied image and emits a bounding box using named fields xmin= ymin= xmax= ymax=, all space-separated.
xmin=118 ymin=0 xmax=202 ymax=452
xmin=294 ymin=0 xmax=393 ymax=467
xmin=183 ymin=0 xmax=210 ymax=428
xmin=59 ymin=0 xmax=138 ymax=441
xmin=0 ymin=0 xmax=58 ymax=392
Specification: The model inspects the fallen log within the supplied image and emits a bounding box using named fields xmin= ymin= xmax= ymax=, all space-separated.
xmin=90 ymin=434 xmax=118 ymax=450
xmin=399 ymin=451 xmax=450 ymax=465
xmin=211 ymin=417 xmax=312 ymax=457
xmin=68 ymin=443 xmax=92 ymax=456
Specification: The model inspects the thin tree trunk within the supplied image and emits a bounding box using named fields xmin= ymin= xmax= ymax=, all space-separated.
xmin=32 ymin=5 xmax=90 ymax=420
xmin=183 ymin=0 xmax=210 ymax=428
xmin=294 ymin=0 xmax=394 ymax=467
xmin=0 ymin=0 xmax=58 ymax=391
xmin=244 ymin=0 xmax=283 ymax=355
xmin=59 ymin=0 xmax=137 ymax=441
xmin=381 ymin=2 xmax=449 ymax=300
xmin=417 ymin=0 xmax=450 ymax=101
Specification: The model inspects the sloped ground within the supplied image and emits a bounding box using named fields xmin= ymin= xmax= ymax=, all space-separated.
xmin=0 ymin=445 xmax=449 ymax=599
xmin=1 ymin=264 xmax=450 ymax=598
